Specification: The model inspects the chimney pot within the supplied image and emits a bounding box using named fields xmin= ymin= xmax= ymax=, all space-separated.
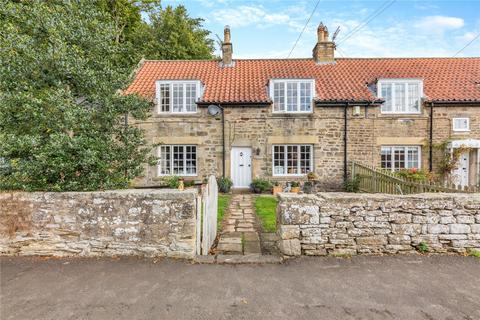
xmin=313 ymin=22 xmax=335 ymax=64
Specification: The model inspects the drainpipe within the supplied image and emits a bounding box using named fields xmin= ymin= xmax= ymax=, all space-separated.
xmin=344 ymin=102 xmax=349 ymax=183
xmin=429 ymin=102 xmax=434 ymax=172
xmin=221 ymin=105 xmax=226 ymax=178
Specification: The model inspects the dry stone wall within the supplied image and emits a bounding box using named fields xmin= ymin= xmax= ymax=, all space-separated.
xmin=0 ymin=189 xmax=197 ymax=259
xmin=277 ymin=192 xmax=480 ymax=256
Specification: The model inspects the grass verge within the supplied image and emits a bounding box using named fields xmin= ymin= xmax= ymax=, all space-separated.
xmin=217 ymin=194 xmax=231 ymax=231
xmin=254 ymin=196 xmax=278 ymax=232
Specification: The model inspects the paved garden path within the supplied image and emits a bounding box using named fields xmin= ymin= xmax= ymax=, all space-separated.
xmin=216 ymin=194 xmax=262 ymax=255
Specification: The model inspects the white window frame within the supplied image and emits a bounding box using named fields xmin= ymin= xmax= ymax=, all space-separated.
xmin=155 ymin=80 xmax=201 ymax=114
xmin=380 ymin=146 xmax=421 ymax=171
xmin=377 ymin=78 xmax=423 ymax=114
xmin=452 ymin=117 xmax=470 ymax=132
xmin=272 ymin=144 xmax=313 ymax=177
xmin=157 ymin=145 xmax=198 ymax=177
xmin=269 ymin=79 xmax=315 ymax=114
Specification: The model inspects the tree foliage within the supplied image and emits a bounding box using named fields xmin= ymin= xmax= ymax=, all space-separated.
xmin=97 ymin=1 xmax=215 ymax=65
xmin=0 ymin=1 xmax=151 ymax=191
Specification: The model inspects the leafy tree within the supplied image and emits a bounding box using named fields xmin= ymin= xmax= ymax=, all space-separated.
xmin=0 ymin=1 xmax=152 ymax=191
xmin=96 ymin=1 xmax=215 ymax=63
xmin=138 ymin=5 xmax=215 ymax=60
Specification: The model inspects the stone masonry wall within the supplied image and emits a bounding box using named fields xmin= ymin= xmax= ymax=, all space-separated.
xmin=277 ymin=192 xmax=480 ymax=256
xmin=0 ymin=189 xmax=197 ymax=259
xmin=133 ymin=102 xmax=480 ymax=190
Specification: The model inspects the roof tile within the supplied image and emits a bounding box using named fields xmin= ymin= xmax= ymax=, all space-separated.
xmin=125 ymin=58 xmax=480 ymax=103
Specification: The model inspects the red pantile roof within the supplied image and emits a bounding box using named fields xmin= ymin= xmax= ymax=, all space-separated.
xmin=125 ymin=58 xmax=480 ymax=104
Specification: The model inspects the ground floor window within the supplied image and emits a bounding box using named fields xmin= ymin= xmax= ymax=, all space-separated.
xmin=272 ymin=144 xmax=312 ymax=176
xmin=381 ymin=146 xmax=420 ymax=171
xmin=157 ymin=145 xmax=197 ymax=176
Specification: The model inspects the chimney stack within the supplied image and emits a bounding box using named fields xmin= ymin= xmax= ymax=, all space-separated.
xmin=313 ymin=22 xmax=335 ymax=64
xmin=221 ymin=25 xmax=234 ymax=67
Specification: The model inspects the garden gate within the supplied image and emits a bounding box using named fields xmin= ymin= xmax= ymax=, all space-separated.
xmin=196 ymin=175 xmax=218 ymax=255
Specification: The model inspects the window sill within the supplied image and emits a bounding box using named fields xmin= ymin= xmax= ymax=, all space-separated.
xmin=452 ymin=130 xmax=470 ymax=134
xmin=271 ymin=112 xmax=313 ymax=118
xmin=154 ymin=112 xmax=201 ymax=118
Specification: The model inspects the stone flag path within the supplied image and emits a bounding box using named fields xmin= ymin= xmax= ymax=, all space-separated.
xmin=216 ymin=194 xmax=262 ymax=255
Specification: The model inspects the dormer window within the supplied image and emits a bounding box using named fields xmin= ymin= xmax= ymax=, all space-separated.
xmin=156 ymin=80 xmax=201 ymax=114
xmin=378 ymin=79 xmax=423 ymax=114
xmin=270 ymin=79 xmax=315 ymax=113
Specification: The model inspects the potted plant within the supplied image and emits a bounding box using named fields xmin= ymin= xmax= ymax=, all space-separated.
xmin=307 ymin=171 xmax=318 ymax=181
xmin=290 ymin=181 xmax=301 ymax=193
xmin=272 ymin=181 xmax=283 ymax=195
xmin=217 ymin=176 xmax=233 ymax=193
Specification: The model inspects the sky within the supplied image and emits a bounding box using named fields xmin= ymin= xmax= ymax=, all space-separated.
xmin=160 ymin=0 xmax=480 ymax=59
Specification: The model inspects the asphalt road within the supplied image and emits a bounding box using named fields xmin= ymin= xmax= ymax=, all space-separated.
xmin=1 ymin=255 xmax=479 ymax=320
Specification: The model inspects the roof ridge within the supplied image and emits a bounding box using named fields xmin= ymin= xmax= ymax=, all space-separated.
xmin=141 ymin=57 xmax=480 ymax=63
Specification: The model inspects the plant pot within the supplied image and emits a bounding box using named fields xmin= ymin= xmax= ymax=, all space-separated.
xmin=272 ymin=185 xmax=282 ymax=195
xmin=290 ymin=187 xmax=300 ymax=193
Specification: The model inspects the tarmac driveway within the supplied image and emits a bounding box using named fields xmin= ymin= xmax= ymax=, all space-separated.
xmin=1 ymin=255 xmax=479 ymax=320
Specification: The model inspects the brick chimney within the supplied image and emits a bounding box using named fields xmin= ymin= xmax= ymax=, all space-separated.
xmin=221 ymin=25 xmax=234 ymax=67
xmin=313 ymin=22 xmax=335 ymax=64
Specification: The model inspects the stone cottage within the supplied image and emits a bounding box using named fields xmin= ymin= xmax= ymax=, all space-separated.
xmin=126 ymin=23 xmax=480 ymax=190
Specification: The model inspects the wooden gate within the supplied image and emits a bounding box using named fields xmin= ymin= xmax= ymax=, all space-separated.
xmin=196 ymin=175 xmax=218 ymax=255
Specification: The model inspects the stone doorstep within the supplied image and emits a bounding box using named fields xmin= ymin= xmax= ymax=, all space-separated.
xmin=216 ymin=254 xmax=283 ymax=264
xmin=236 ymin=227 xmax=255 ymax=232
xmin=216 ymin=242 xmax=242 ymax=254
xmin=218 ymin=237 xmax=241 ymax=244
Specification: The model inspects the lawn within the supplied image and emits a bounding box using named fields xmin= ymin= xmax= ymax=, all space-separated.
xmin=254 ymin=196 xmax=278 ymax=232
xmin=217 ymin=194 xmax=231 ymax=231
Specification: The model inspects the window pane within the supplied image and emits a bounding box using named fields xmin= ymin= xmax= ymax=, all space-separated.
xmin=287 ymin=145 xmax=299 ymax=174
xmin=393 ymin=147 xmax=406 ymax=170
xmin=160 ymin=146 xmax=171 ymax=174
xmin=300 ymin=145 xmax=311 ymax=174
xmin=453 ymin=118 xmax=469 ymax=131
xmin=159 ymin=84 xmax=170 ymax=112
xmin=273 ymin=82 xmax=285 ymax=112
xmin=185 ymin=146 xmax=197 ymax=175
xmin=172 ymin=145 xmax=185 ymax=174
xmin=273 ymin=145 xmax=285 ymax=175
xmin=286 ymin=82 xmax=298 ymax=112
xmin=300 ymin=82 xmax=312 ymax=112
xmin=394 ymin=83 xmax=406 ymax=112
xmin=381 ymin=83 xmax=393 ymax=112
xmin=185 ymin=84 xmax=197 ymax=112
xmin=172 ymin=84 xmax=184 ymax=112
xmin=407 ymin=83 xmax=420 ymax=112
xmin=381 ymin=147 xmax=392 ymax=169
xmin=407 ymin=147 xmax=419 ymax=169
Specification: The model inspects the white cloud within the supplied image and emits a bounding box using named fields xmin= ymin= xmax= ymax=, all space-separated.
xmin=414 ymin=16 xmax=464 ymax=32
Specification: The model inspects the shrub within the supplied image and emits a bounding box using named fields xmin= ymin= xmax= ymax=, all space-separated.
xmin=250 ymin=178 xmax=272 ymax=193
xmin=395 ymin=168 xmax=430 ymax=182
xmin=217 ymin=177 xmax=233 ymax=193
xmin=163 ymin=176 xmax=180 ymax=189
xmin=344 ymin=175 xmax=360 ymax=192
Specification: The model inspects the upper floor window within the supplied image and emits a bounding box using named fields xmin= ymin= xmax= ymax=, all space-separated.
xmin=156 ymin=80 xmax=201 ymax=114
xmin=452 ymin=118 xmax=470 ymax=132
xmin=378 ymin=79 xmax=423 ymax=114
xmin=270 ymin=79 xmax=315 ymax=113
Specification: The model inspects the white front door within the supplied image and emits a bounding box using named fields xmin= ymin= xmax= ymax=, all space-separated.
xmin=453 ymin=151 xmax=469 ymax=188
xmin=231 ymin=147 xmax=252 ymax=188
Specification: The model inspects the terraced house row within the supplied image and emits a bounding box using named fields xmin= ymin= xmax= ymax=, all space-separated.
xmin=126 ymin=23 xmax=480 ymax=190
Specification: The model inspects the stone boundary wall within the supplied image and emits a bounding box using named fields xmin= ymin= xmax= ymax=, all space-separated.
xmin=0 ymin=189 xmax=197 ymax=259
xmin=277 ymin=193 xmax=480 ymax=256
